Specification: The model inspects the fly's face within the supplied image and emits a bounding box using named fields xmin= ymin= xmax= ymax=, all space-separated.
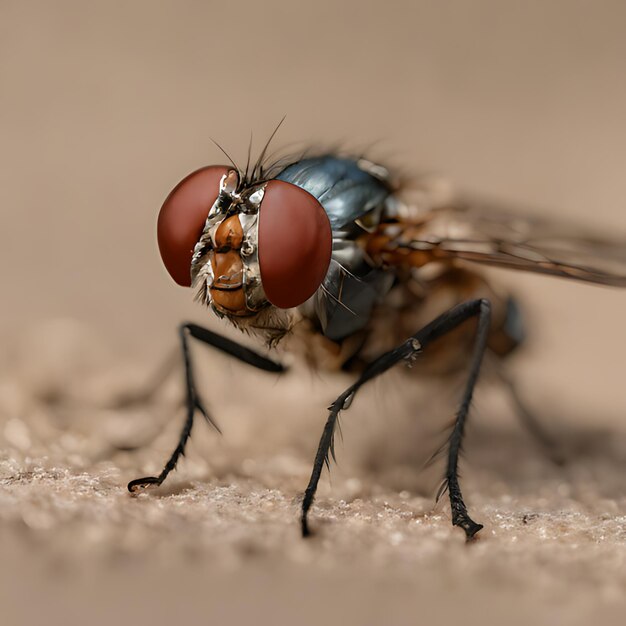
xmin=157 ymin=166 xmax=333 ymax=320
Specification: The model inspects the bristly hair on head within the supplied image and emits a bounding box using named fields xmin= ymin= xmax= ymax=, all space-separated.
xmin=209 ymin=117 xmax=288 ymax=189
xmin=250 ymin=116 xmax=286 ymax=183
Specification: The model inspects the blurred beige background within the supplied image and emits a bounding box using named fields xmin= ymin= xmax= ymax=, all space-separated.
xmin=1 ymin=0 xmax=625 ymax=409
xmin=1 ymin=2 xmax=625 ymax=625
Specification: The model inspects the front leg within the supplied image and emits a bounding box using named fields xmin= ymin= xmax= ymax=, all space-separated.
xmin=301 ymin=299 xmax=491 ymax=540
xmin=128 ymin=322 xmax=285 ymax=493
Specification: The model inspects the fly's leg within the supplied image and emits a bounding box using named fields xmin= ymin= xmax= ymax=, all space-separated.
xmin=128 ymin=322 xmax=285 ymax=493
xmin=301 ymin=299 xmax=491 ymax=541
xmin=439 ymin=301 xmax=491 ymax=538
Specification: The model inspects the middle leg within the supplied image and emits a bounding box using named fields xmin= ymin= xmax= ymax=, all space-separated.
xmin=301 ymin=298 xmax=492 ymax=540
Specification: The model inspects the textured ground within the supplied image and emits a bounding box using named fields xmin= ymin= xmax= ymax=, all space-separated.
xmin=0 ymin=321 xmax=625 ymax=626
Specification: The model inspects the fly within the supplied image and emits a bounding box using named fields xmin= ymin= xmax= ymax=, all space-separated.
xmin=128 ymin=135 xmax=626 ymax=541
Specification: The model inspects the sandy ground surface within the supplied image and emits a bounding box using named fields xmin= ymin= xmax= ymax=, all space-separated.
xmin=2 ymin=2 xmax=626 ymax=624
xmin=0 ymin=321 xmax=625 ymax=625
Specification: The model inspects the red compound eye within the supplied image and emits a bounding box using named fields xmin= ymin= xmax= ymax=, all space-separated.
xmin=157 ymin=166 xmax=230 ymax=286
xmin=258 ymin=180 xmax=332 ymax=308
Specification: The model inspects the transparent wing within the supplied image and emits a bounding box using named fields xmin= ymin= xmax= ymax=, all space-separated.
xmin=397 ymin=200 xmax=626 ymax=287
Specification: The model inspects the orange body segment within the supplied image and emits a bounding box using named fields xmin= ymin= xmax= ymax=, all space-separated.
xmin=364 ymin=222 xmax=444 ymax=269
xmin=209 ymin=286 xmax=247 ymax=314
xmin=211 ymin=250 xmax=244 ymax=288
xmin=214 ymin=214 xmax=244 ymax=250
xmin=207 ymin=214 xmax=249 ymax=316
